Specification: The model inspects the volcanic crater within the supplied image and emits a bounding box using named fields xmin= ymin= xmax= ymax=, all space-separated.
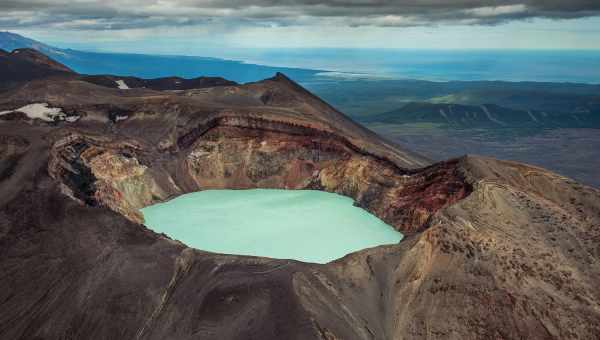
xmin=2 ymin=50 xmax=600 ymax=340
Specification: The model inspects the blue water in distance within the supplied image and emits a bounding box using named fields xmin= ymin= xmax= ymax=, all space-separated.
xmin=141 ymin=189 xmax=403 ymax=264
xmin=216 ymin=48 xmax=600 ymax=84
xmin=46 ymin=48 xmax=600 ymax=84
xmin=51 ymin=49 xmax=322 ymax=84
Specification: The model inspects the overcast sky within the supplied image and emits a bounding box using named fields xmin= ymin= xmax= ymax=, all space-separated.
xmin=3 ymin=0 xmax=600 ymax=51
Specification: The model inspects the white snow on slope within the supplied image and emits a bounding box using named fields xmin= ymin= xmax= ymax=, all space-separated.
xmin=116 ymin=80 xmax=130 ymax=90
xmin=65 ymin=115 xmax=80 ymax=123
xmin=0 ymin=103 xmax=79 ymax=123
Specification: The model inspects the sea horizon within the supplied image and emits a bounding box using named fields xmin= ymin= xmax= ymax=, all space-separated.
xmin=42 ymin=41 xmax=600 ymax=84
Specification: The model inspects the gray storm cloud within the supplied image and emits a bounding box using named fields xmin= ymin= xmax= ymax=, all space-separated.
xmin=0 ymin=0 xmax=599 ymax=29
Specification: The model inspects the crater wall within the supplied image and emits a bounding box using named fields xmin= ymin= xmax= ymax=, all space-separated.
xmin=48 ymin=116 xmax=471 ymax=234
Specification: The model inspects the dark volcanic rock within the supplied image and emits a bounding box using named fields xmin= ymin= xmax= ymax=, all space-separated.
xmin=0 ymin=49 xmax=74 ymax=90
xmin=1 ymin=52 xmax=600 ymax=340
xmin=81 ymin=75 xmax=238 ymax=91
xmin=10 ymin=48 xmax=73 ymax=73
xmin=0 ymin=47 xmax=235 ymax=93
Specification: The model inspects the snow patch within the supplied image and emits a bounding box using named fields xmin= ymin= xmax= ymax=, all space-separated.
xmin=0 ymin=103 xmax=80 ymax=123
xmin=115 ymin=115 xmax=129 ymax=122
xmin=65 ymin=115 xmax=81 ymax=123
xmin=115 ymin=80 xmax=130 ymax=90
xmin=8 ymin=103 xmax=64 ymax=122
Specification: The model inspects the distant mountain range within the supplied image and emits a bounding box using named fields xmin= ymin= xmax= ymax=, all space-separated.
xmin=306 ymin=80 xmax=600 ymax=129
xmin=363 ymin=102 xmax=600 ymax=129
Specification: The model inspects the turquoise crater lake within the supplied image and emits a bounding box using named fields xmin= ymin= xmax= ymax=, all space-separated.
xmin=141 ymin=189 xmax=403 ymax=264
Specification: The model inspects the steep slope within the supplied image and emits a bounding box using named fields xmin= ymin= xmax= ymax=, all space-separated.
xmin=0 ymin=49 xmax=75 ymax=90
xmin=1 ymin=52 xmax=599 ymax=339
xmin=10 ymin=48 xmax=73 ymax=73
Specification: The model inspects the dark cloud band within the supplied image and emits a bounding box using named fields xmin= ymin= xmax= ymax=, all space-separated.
xmin=0 ymin=0 xmax=599 ymax=29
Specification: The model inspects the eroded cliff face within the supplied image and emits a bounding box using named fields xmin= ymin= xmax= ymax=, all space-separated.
xmin=47 ymin=116 xmax=470 ymax=234
xmin=49 ymin=135 xmax=173 ymax=223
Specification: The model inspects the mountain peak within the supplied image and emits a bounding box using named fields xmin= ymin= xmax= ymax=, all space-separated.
xmin=267 ymin=72 xmax=312 ymax=93
xmin=271 ymin=72 xmax=292 ymax=81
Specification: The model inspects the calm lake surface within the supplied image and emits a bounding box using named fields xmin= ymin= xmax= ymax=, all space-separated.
xmin=141 ymin=189 xmax=403 ymax=264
